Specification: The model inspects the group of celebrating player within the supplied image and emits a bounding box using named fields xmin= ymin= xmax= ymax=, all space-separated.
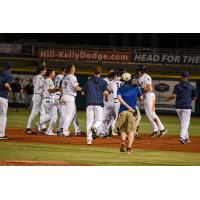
xmin=1 ymin=61 xmax=197 ymax=154
xmin=24 ymin=63 xmax=168 ymax=154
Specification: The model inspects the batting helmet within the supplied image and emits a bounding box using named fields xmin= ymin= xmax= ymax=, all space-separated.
xmin=136 ymin=65 xmax=146 ymax=73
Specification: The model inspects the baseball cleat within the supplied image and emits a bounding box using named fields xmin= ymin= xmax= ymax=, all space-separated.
xmin=158 ymin=129 xmax=167 ymax=137
xmin=126 ymin=147 xmax=132 ymax=155
xmin=112 ymin=132 xmax=118 ymax=136
xmin=185 ymin=139 xmax=190 ymax=144
xmin=0 ymin=135 xmax=8 ymax=140
xmin=120 ymin=140 xmax=126 ymax=152
xmin=87 ymin=140 xmax=92 ymax=145
xmin=75 ymin=132 xmax=86 ymax=137
xmin=62 ymin=132 xmax=70 ymax=137
xmin=45 ymin=132 xmax=57 ymax=136
xmin=149 ymin=131 xmax=159 ymax=138
xmin=91 ymin=127 xmax=97 ymax=139
xmin=179 ymin=138 xmax=187 ymax=144
xmin=26 ymin=129 xmax=37 ymax=135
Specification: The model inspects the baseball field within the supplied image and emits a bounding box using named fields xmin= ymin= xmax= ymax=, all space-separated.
xmin=0 ymin=108 xmax=200 ymax=166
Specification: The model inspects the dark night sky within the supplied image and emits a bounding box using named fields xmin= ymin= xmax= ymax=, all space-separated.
xmin=0 ymin=33 xmax=200 ymax=49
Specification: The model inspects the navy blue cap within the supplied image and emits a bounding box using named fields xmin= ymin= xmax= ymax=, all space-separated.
xmin=4 ymin=61 xmax=14 ymax=70
xmin=181 ymin=71 xmax=189 ymax=78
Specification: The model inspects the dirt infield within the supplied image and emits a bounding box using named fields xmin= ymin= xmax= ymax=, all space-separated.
xmin=2 ymin=128 xmax=200 ymax=153
xmin=0 ymin=160 xmax=91 ymax=166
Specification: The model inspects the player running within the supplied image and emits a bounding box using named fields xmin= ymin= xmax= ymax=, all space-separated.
xmin=136 ymin=65 xmax=167 ymax=137
xmin=26 ymin=65 xmax=46 ymax=134
xmin=60 ymin=65 xmax=82 ymax=137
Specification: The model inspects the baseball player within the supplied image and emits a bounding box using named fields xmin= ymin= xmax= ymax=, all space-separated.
xmin=82 ymin=66 xmax=108 ymax=145
xmin=101 ymin=71 xmax=120 ymax=137
xmin=26 ymin=65 xmax=46 ymax=134
xmin=137 ymin=65 xmax=167 ymax=137
xmin=60 ymin=65 xmax=82 ymax=137
xmin=167 ymin=71 xmax=198 ymax=144
xmin=56 ymin=66 xmax=83 ymax=136
xmin=0 ymin=61 xmax=14 ymax=139
xmin=37 ymin=69 xmax=60 ymax=135
xmin=117 ymin=72 xmax=143 ymax=155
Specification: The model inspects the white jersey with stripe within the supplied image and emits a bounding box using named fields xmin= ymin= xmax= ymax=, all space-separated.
xmin=62 ymin=74 xmax=79 ymax=97
xmin=33 ymin=74 xmax=44 ymax=95
xmin=42 ymin=78 xmax=55 ymax=98
xmin=55 ymin=74 xmax=64 ymax=97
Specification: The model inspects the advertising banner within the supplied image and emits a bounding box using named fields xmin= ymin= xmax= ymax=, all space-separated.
xmin=38 ymin=48 xmax=131 ymax=63
xmin=133 ymin=53 xmax=200 ymax=65
xmin=0 ymin=44 xmax=22 ymax=54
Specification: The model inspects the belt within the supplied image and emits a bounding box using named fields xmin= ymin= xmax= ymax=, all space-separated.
xmin=34 ymin=93 xmax=42 ymax=95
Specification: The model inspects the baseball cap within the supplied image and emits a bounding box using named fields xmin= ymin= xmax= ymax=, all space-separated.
xmin=181 ymin=71 xmax=189 ymax=78
xmin=4 ymin=61 xmax=14 ymax=70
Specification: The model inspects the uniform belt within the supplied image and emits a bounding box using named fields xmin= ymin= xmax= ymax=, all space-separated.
xmin=34 ymin=93 xmax=42 ymax=95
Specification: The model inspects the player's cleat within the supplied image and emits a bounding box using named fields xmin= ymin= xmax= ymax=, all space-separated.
xmin=112 ymin=132 xmax=118 ymax=136
xmin=35 ymin=123 xmax=42 ymax=133
xmin=179 ymin=138 xmax=187 ymax=144
xmin=26 ymin=128 xmax=32 ymax=134
xmin=57 ymin=128 xmax=63 ymax=136
xmin=40 ymin=128 xmax=47 ymax=134
xmin=134 ymin=132 xmax=139 ymax=139
xmin=91 ymin=127 xmax=97 ymax=139
xmin=45 ymin=132 xmax=57 ymax=136
xmin=87 ymin=140 xmax=92 ymax=145
xmin=62 ymin=132 xmax=70 ymax=137
xmin=26 ymin=129 xmax=37 ymax=135
xmin=126 ymin=147 xmax=132 ymax=155
xmin=185 ymin=139 xmax=190 ymax=144
xmin=120 ymin=140 xmax=126 ymax=152
xmin=149 ymin=131 xmax=159 ymax=138
xmin=158 ymin=129 xmax=167 ymax=137
xmin=75 ymin=132 xmax=86 ymax=137
xmin=0 ymin=135 xmax=8 ymax=140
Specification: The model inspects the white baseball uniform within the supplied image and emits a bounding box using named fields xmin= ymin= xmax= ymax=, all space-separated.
xmin=138 ymin=73 xmax=165 ymax=132
xmin=55 ymin=74 xmax=81 ymax=134
xmin=61 ymin=74 xmax=79 ymax=136
xmin=27 ymin=74 xmax=46 ymax=129
xmin=39 ymin=78 xmax=58 ymax=135
xmin=101 ymin=78 xmax=121 ymax=136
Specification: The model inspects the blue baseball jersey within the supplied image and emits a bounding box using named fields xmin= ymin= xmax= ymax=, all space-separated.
xmin=83 ymin=75 xmax=107 ymax=107
xmin=0 ymin=70 xmax=14 ymax=99
xmin=173 ymin=81 xmax=198 ymax=109
xmin=117 ymin=84 xmax=142 ymax=114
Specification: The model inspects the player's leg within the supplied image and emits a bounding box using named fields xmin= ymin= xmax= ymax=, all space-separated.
xmin=180 ymin=109 xmax=191 ymax=142
xmin=72 ymin=106 xmax=82 ymax=135
xmin=145 ymin=93 xmax=167 ymax=137
xmin=46 ymin=104 xmax=58 ymax=135
xmin=93 ymin=106 xmax=104 ymax=137
xmin=86 ymin=105 xmax=94 ymax=144
xmin=144 ymin=97 xmax=159 ymax=134
xmin=100 ymin=104 xmax=112 ymax=137
xmin=62 ymin=96 xmax=75 ymax=136
xmin=26 ymin=95 xmax=42 ymax=132
xmin=0 ymin=97 xmax=8 ymax=139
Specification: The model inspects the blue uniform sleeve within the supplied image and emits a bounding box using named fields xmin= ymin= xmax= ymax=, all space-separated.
xmin=137 ymin=87 xmax=143 ymax=97
xmin=102 ymin=81 xmax=108 ymax=92
xmin=192 ymin=87 xmax=198 ymax=98
xmin=82 ymin=81 xmax=88 ymax=93
xmin=5 ymin=75 xmax=14 ymax=85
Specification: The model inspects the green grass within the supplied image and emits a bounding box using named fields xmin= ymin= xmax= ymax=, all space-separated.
xmin=7 ymin=108 xmax=200 ymax=136
xmin=0 ymin=142 xmax=200 ymax=166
